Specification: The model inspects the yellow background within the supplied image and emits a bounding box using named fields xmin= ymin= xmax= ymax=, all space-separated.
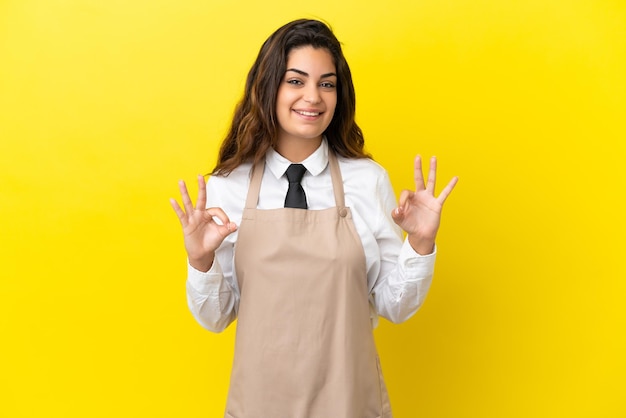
xmin=1 ymin=0 xmax=624 ymax=416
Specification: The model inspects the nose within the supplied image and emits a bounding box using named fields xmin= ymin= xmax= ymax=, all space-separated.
xmin=303 ymin=85 xmax=321 ymax=104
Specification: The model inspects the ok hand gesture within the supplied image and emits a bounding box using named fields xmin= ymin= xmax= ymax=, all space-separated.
xmin=170 ymin=175 xmax=237 ymax=272
xmin=391 ymin=156 xmax=458 ymax=255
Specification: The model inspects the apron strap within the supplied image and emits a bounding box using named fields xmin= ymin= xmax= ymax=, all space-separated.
xmin=245 ymin=160 xmax=265 ymax=210
xmin=328 ymin=151 xmax=346 ymax=209
xmin=244 ymin=150 xmax=346 ymax=210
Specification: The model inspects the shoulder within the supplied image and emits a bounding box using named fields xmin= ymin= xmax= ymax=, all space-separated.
xmin=208 ymin=162 xmax=253 ymax=186
xmin=337 ymin=157 xmax=391 ymax=189
xmin=206 ymin=162 xmax=253 ymax=206
xmin=337 ymin=157 xmax=399 ymax=238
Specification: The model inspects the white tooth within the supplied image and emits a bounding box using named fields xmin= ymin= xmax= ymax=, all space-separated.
xmin=298 ymin=111 xmax=320 ymax=116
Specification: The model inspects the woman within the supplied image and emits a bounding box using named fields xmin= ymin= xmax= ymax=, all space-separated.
xmin=171 ymin=18 xmax=457 ymax=418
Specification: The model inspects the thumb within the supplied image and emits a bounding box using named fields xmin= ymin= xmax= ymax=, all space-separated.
xmin=218 ymin=222 xmax=238 ymax=238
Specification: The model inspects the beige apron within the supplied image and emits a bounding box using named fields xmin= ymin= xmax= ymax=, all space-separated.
xmin=225 ymin=152 xmax=392 ymax=418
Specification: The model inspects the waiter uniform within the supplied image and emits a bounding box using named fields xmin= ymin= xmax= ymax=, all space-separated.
xmin=225 ymin=151 xmax=392 ymax=418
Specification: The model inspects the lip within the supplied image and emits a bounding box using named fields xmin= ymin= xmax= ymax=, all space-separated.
xmin=293 ymin=109 xmax=324 ymax=119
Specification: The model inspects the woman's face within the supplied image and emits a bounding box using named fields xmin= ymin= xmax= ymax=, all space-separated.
xmin=275 ymin=46 xmax=337 ymax=149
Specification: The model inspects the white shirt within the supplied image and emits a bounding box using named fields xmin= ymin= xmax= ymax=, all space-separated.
xmin=187 ymin=140 xmax=436 ymax=332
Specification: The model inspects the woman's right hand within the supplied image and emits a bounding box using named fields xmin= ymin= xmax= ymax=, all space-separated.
xmin=170 ymin=175 xmax=237 ymax=272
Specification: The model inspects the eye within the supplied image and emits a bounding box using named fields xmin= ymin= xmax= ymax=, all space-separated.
xmin=320 ymin=81 xmax=336 ymax=89
xmin=287 ymin=79 xmax=303 ymax=86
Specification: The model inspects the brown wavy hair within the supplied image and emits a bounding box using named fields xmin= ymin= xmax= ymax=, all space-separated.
xmin=212 ymin=19 xmax=370 ymax=176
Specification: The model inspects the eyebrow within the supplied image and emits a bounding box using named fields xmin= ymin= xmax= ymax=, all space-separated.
xmin=285 ymin=68 xmax=337 ymax=78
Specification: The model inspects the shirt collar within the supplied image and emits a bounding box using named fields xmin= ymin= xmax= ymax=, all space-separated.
xmin=266 ymin=138 xmax=329 ymax=179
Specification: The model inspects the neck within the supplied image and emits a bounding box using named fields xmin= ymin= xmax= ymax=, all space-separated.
xmin=275 ymin=136 xmax=322 ymax=163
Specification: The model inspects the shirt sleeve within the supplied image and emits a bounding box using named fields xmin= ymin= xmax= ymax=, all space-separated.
xmin=370 ymin=170 xmax=436 ymax=324
xmin=185 ymin=175 xmax=240 ymax=333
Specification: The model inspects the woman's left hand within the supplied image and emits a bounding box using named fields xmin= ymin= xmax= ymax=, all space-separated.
xmin=391 ymin=155 xmax=458 ymax=255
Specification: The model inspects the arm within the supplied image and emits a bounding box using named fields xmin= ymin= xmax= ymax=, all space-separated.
xmin=186 ymin=254 xmax=238 ymax=333
xmin=170 ymin=175 xmax=239 ymax=332
xmin=371 ymin=156 xmax=457 ymax=323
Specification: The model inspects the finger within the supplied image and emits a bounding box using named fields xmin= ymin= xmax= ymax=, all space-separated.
xmin=204 ymin=207 xmax=235 ymax=230
xmin=169 ymin=198 xmax=187 ymax=226
xmin=391 ymin=204 xmax=406 ymax=225
xmin=215 ymin=222 xmax=238 ymax=238
xmin=195 ymin=174 xmax=208 ymax=210
xmin=178 ymin=180 xmax=194 ymax=215
xmin=413 ymin=155 xmax=425 ymax=191
xmin=437 ymin=176 xmax=459 ymax=204
xmin=426 ymin=156 xmax=437 ymax=193
xmin=397 ymin=189 xmax=412 ymax=209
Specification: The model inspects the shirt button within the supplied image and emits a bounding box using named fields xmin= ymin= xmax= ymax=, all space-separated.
xmin=339 ymin=208 xmax=348 ymax=217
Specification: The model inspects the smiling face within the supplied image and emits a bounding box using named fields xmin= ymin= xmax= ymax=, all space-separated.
xmin=275 ymin=46 xmax=338 ymax=159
